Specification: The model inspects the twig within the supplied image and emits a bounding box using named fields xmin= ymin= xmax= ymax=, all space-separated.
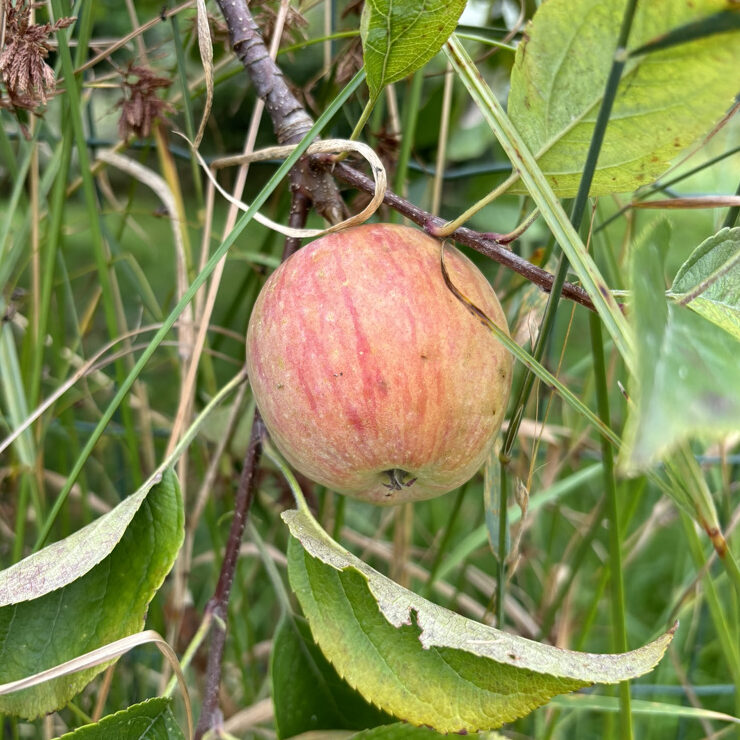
xmin=283 ymin=190 xmax=312 ymax=260
xmin=326 ymin=159 xmax=597 ymax=312
xmin=213 ymin=0 xmax=344 ymax=224
xmin=194 ymin=415 xmax=264 ymax=740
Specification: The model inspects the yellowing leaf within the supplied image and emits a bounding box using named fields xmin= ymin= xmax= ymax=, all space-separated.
xmin=508 ymin=0 xmax=740 ymax=196
xmin=284 ymin=509 xmax=674 ymax=733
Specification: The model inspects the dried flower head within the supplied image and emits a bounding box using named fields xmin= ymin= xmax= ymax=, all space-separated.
xmin=116 ymin=64 xmax=174 ymax=140
xmin=0 ymin=0 xmax=75 ymax=110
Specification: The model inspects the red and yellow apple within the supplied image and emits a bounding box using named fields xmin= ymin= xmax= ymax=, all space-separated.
xmin=246 ymin=223 xmax=512 ymax=504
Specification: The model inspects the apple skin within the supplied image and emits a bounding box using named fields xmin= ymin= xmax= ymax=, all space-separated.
xmin=246 ymin=223 xmax=512 ymax=505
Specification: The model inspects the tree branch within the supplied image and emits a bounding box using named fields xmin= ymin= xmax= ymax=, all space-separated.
xmin=194 ymin=414 xmax=263 ymax=740
xmin=213 ymin=0 xmax=595 ymax=311
xmin=326 ymin=159 xmax=598 ymax=312
xmin=213 ymin=0 xmax=344 ymax=224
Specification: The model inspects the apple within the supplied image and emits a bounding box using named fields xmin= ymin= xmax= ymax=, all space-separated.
xmin=246 ymin=223 xmax=512 ymax=504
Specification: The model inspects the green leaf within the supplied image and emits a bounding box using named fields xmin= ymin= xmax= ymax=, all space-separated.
xmin=272 ymin=615 xmax=393 ymax=739
xmin=360 ymin=0 xmax=467 ymax=100
xmin=620 ymin=225 xmax=740 ymax=472
xmin=0 ymin=471 xmax=170 ymax=605
xmin=284 ymin=509 xmax=674 ymax=733
xmin=0 ymin=471 xmax=184 ymax=719
xmin=669 ymin=226 xmax=740 ymax=341
xmin=508 ymin=0 xmax=740 ymax=196
xmin=55 ymin=697 xmax=185 ymax=739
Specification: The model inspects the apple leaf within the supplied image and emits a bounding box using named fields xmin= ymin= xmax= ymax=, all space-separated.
xmin=360 ymin=0 xmax=466 ymax=101
xmin=668 ymin=227 xmax=740 ymax=341
xmin=55 ymin=697 xmax=184 ymax=739
xmin=0 ymin=470 xmax=184 ymax=719
xmin=272 ymin=615 xmax=393 ymax=739
xmin=0 ymin=470 xmax=174 ymax=605
xmin=508 ymin=0 xmax=740 ymax=196
xmin=284 ymin=508 xmax=674 ymax=733
xmin=620 ymin=225 xmax=740 ymax=472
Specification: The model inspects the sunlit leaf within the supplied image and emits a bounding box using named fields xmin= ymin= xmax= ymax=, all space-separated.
xmin=272 ymin=616 xmax=392 ymax=739
xmin=0 ymin=471 xmax=184 ymax=719
xmin=284 ymin=509 xmax=674 ymax=733
xmin=620 ymin=225 xmax=740 ymax=472
xmin=55 ymin=697 xmax=184 ymax=739
xmin=508 ymin=0 xmax=740 ymax=196
xmin=361 ymin=0 xmax=467 ymax=101
xmin=668 ymin=226 xmax=740 ymax=341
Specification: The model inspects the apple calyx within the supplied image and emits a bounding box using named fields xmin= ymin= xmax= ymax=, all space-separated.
xmin=383 ymin=469 xmax=418 ymax=492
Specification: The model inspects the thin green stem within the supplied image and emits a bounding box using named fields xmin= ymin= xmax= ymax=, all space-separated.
xmin=589 ymin=312 xmax=632 ymax=740
xmin=392 ymin=70 xmax=425 ymax=221
xmin=262 ymin=438 xmax=311 ymax=517
xmin=278 ymin=29 xmax=359 ymax=56
xmin=496 ymin=467 xmax=508 ymax=628
xmin=455 ymin=32 xmax=516 ymax=51
xmin=349 ymin=97 xmax=376 ymax=142
xmin=722 ymin=177 xmax=740 ymax=228
xmin=436 ymin=172 xmax=519 ymax=236
xmin=423 ymin=482 xmax=468 ymax=596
